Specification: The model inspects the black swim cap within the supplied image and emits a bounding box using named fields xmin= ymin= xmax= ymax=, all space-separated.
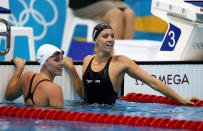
xmin=92 ymin=23 xmax=112 ymax=41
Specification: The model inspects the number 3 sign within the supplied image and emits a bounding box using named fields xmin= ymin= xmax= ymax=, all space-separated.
xmin=160 ymin=23 xmax=181 ymax=51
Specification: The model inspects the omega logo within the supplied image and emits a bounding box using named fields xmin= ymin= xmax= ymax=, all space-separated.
xmin=192 ymin=42 xmax=203 ymax=49
xmin=135 ymin=74 xmax=189 ymax=85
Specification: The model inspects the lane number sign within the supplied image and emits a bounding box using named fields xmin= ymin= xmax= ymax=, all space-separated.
xmin=160 ymin=23 xmax=181 ymax=51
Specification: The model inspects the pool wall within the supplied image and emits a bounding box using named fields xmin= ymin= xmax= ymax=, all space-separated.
xmin=0 ymin=61 xmax=203 ymax=103
xmin=125 ymin=62 xmax=203 ymax=99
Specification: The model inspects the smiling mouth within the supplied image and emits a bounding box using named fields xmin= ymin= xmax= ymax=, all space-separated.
xmin=106 ymin=42 xmax=114 ymax=47
xmin=57 ymin=67 xmax=63 ymax=71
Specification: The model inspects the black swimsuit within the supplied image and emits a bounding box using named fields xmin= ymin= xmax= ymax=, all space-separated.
xmin=82 ymin=57 xmax=117 ymax=104
xmin=24 ymin=74 xmax=51 ymax=105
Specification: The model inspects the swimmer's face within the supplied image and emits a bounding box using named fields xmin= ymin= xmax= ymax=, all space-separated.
xmin=45 ymin=52 xmax=64 ymax=76
xmin=95 ymin=29 xmax=115 ymax=53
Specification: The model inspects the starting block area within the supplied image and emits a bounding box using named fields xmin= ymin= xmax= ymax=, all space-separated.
xmin=151 ymin=0 xmax=203 ymax=61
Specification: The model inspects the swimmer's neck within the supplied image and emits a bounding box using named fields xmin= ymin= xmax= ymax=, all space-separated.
xmin=39 ymin=68 xmax=55 ymax=82
xmin=95 ymin=53 xmax=112 ymax=64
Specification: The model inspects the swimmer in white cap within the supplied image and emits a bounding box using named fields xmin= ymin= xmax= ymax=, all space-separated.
xmin=5 ymin=44 xmax=78 ymax=107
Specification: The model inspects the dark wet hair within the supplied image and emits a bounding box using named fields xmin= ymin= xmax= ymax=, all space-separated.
xmin=92 ymin=23 xmax=112 ymax=41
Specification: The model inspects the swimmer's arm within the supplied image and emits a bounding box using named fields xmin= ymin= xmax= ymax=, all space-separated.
xmin=124 ymin=56 xmax=193 ymax=105
xmin=63 ymin=57 xmax=83 ymax=98
xmin=5 ymin=58 xmax=26 ymax=101
xmin=68 ymin=65 xmax=83 ymax=98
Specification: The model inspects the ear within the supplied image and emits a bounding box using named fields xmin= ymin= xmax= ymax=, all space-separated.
xmin=94 ymin=39 xmax=98 ymax=45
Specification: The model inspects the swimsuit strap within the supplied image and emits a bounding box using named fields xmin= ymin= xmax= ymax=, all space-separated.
xmin=32 ymin=79 xmax=51 ymax=95
xmin=104 ymin=56 xmax=112 ymax=69
xmin=25 ymin=73 xmax=36 ymax=103
xmin=88 ymin=56 xmax=112 ymax=71
xmin=25 ymin=74 xmax=51 ymax=105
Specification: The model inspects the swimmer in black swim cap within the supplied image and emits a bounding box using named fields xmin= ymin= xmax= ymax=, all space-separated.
xmin=92 ymin=23 xmax=112 ymax=41
xmin=67 ymin=23 xmax=201 ymax=105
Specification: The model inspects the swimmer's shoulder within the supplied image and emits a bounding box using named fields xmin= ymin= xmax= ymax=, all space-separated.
xmin=112 ymin=55 xmax=133 ymax=63
xmin=21 ymin=70 xmax=36 ymax=79
xmin=42 ymin=82 xmax=63 ymax=96
xmin=112 ymin=55 xmax=136 ymax=69
xmin=18 ymin=71 xmax=36 ymax=86
xmin=83 ymin=55 xmax=95 ymax=63
xmin=82 ymin=55 xmax=95 ymax=73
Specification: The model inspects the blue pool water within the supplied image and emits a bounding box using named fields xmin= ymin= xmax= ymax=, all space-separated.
xmin=0 ymin=100 xmax=203 ymax=131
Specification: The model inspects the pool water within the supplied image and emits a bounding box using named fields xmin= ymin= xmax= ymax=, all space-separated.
xmin=63 ymin=100 xmax=203 ymax=121
xmin=0 ymin=100 xmax=203 ymax=131
xmin=0 ymin=116 xmax=185 ymax=131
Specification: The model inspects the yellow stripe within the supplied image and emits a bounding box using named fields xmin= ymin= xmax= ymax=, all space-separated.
xmin=74 ymin=16 xmax=168 ymax=42
xmin=73 ymin=37 xmax=87 ymax=42
xmin=135 ymin=16 xmax=168 ymax=33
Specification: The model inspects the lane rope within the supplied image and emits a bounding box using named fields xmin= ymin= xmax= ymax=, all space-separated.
xmin=0 ymin=105 xmax=203 ymax=130
xmin=119 ymin=93 xmax=203 ymax=107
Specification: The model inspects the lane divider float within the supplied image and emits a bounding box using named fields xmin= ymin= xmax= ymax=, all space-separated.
xmin=0 ymin=105 xmax=203 ymax=130
xmin=119 ymin=93 xmax=203 ymax=107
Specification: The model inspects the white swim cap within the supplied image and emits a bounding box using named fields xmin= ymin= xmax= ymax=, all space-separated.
xmin=36 ymin=44 xmax=61 ymax=66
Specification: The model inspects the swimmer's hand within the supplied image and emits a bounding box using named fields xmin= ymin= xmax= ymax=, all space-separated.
xmin=63 ymin=57 xmax=74 ymax=69
xmin=182 ymin=96 xmax=201 ymax=105
xmin=12 ymin=57 xmax=26 ymax=69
